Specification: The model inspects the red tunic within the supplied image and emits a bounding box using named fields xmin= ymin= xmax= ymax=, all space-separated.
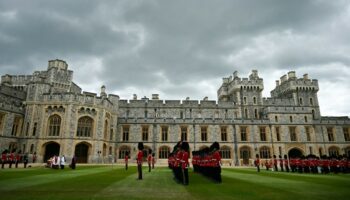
xmin=147 ymin=154 xmax=152 ymax=164
xmin=1 ymin=153 xmax=6 ymax=161
xmin=137 ymin=151 xmax=143 ymax=165
xmin=212 ymin=151 xmax=221 ymax=167
xmin=181 ymin=151 xmax=189 ymax=169
xmin=124 ymin=155 xmax=129 ymax=163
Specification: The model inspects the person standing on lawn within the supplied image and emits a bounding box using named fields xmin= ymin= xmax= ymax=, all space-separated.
xmin=147 ymin=149 xmax=152 ymax=172
xmin=137 ymin=142 xmax=144 ymax=180
xmin=181 ymin=142 xmax=190 ymax=185
xmin=124 ymin=151 xmax=129 ymax=170
xmin=255 ymin=154 xmax=260 ymax=172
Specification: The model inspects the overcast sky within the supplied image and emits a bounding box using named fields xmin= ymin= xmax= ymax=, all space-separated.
xmin=0 ymin=0 xmax=349 ymax=116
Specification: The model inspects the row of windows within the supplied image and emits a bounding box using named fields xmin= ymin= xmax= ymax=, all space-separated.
xmin=274 ymin=115 xmax=314 ymax=123
xmin=122 ymin=126 xmax=350 ymax=142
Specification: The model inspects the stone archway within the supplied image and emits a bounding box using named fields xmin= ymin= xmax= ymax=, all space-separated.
xmin=43 ymin=142 xmax=60 ymax=162
xmin=75 ymin=143 xmax=90 ymax=163
xmin=288 ymin=148 xmax=303 ymax=158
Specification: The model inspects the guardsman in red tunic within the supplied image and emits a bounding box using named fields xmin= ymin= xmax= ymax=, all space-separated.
xmin=181 ymin=142 xmax=190 ymax=185
xmin=175 ymin=143 xmax=183 ymax=183
xmin=151 ymin=153 xmax=155 ymax=169
xmin=137 ymin=142 xmax=144 ymax=180
xmin=147 ymin=149 xmax=152 ymax=172
xmin=273 ymin=155 xmax=278 ymax=172
xmin=1 ymin=150 xmax=7 ymax=169
xmin=211 ymin=142 xmax=222 ymax=182
xmin=255 ymin=154 xmax=260 ymax=172
xmin=124 ymin=152 xmax=129 ymax=170
xmin=9 ymin=151 xmax=14 ymax=168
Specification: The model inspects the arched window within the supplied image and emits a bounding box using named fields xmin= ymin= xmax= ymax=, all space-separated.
xmin=77 ymin=116 xmax=93 ymax=137
xmin=104 ymin=120 xmax=108 ymax=140
xmin=48 ymin=115 xmax=61 ymax=136
xmin=159 ymin=146 xmax=170 ymax=159
xmin=299 ymin=98 xmax=303 ymax=105
xmin=253 ymin=97 xmax=257 ymax=104
xmin=30 ymin=144 xmax=34 ymax=154
xmin=118 ymin=146 xmax=130 ymax=159
xmin=260 ymin=146 xmax=271 ymax=159
xmin=220 ymin=146 xmax=231 ymax=159
xmin=328 ymin=147 xmax=339 ymax=157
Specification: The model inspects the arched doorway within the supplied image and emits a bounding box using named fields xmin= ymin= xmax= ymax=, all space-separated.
xmin=43 ymin=142 xmax=60 ymax=162
xmin=240 ymin=146 xmax=251 ymax=165
xmin=75 ymin=143 xmax=89 ymax=163
xmin=288 ymin=148 xmax=303 ymax=158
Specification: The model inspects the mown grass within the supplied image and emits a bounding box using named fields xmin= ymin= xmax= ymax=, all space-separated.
xmin=0 ymin=165 xmax=349 ymax=200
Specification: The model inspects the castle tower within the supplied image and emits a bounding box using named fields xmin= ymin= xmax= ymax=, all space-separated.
xmin=218 ymin=70 xmax=264 ymax=119
xmin=270 ymin=71 xmax=320 ymax=119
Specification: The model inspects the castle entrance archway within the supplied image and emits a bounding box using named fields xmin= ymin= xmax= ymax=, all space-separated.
xmin=43 ymin=142 xmax=60 ymax=162
xmin=288 ymin=148 xmax=303 ymax=158
xmin=75 ymin=143 xmax=89 ymax=163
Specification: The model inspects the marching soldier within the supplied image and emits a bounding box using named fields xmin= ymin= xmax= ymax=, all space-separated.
xmin=137 ymin=142 xmax=144 ymax=180
xmin=255 ymin=154 xmax=260 ymax=172
xmin=15 ymin=150 xmax=21 ymax=168
xmin=181 ymin=142 xmax=190 ymax=185
xmin=1 ymin=150 xmax=7 ymax=169
xmin=279 ymin=155 xmax=284 ymax=172
xmin=147 ymin=149 xmax=152 ymax=172
xmin=273 ymin=155 xmax=278 ymax=172
xmin=211 ymin=142 xmax=222 ymax=183
xmin=9 ymin=150 xmax=14 ymax=168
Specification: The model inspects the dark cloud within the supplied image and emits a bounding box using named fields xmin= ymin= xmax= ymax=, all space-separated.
xmin=0 ymin=0 xmax=349 ymax=116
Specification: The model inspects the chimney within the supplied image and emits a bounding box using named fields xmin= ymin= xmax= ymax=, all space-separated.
xmin=288 ymin=71 xmax=296 ymax=79
xmin=133 ymin=94 xmax=137 ymax=100
xmin=303 ymin=74 xmax=309 ymax=80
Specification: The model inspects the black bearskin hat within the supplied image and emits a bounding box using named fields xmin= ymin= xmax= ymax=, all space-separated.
xmin=212 ymin=141 xmax=220 ymax=151
xmin=148 ymin=149 xmax=153 ymax=154
xmin=138 ymin=142 xmax=144 ymax=150
xmin=181 ymin=142 xmax=189 ymax=152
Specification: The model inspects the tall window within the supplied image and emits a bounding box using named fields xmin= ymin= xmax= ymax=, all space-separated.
xmin=244 ymin=109 xmax=248 ymax=118
xmin=77 ymin=116 xmax=93 ymax=137
xmin=201 ymin=126 xmax=207 ymax=141
xmin=309 ymin=146 xmax=313 ymax=155
xmin=220 ymin=146 xmax=231 ymax=159
xmin=260 ymin=147 xmax=271 ymax=159
xmin=48 ymin=115 xmax=61 ymax=136
xmin=32 ymin=122 xmax=37 ymax=136
xmin=104 ymin=120 xmax=109 ymax=140
xmin=299 ymin=98 xmax=303 ymax=105
xmin=159 ymin=146 xmax=170 ymax=159
xmin=254 ymin=109 xmax=258 ymax=119
xmin=181 ymin=126 xmax=187 ymax=141
xmin=110 ymin=129 xmax=113 ymax=141
xmin=327 ymin=127 xmax=334 ymax=142
xmin=305 ymin=126 xmax=311 ymax=141
xmin=118 ymin=146 xmax=130 ymax=159
xmin=275 ymin=127 xmax=280 ymax=141
xmin=0 ymin=113 xmax=4 ymax=135
xmin=304 ymin=116 xmax=308 ymax=123
xmin=289 ymin=116 xmax=293 ymax=123
xmin=253 ymin=97 xmax=257 ymax=104
xmin=275 ymin=116 xmax=278 ymax=122
xmin=142 ymin=126 xmax=149 ymax=141
xmin=122 ymin=126 xmax=129 ymax=141
xmin=30 ymin=144 xmax=34 ymax=154
xmin=161 ymin=126 xmax=168 ymax=141
xmin=344 ymin=128 xmax=350 ymax=141
xmin=243 ymin=97 xmax=247 ymax=104
xmin=289 ymin=127 xmax=297 ymax=141
xmin=221 ymin=126 xmax=227 ymax=141
xmin=12 ymin=116 xmax=21 ymax=136
xmin=310 ymin=98 xmax=314 ymax=106
xmin=144 ymin=110 xmax=148 ymax=118
xmin=26 ymin=122 xmax=30 ymax=136
xmin=240 ymin=126 xmax=247 ymax=141
xmin=260 ymin=127 xmax=266 ymax=141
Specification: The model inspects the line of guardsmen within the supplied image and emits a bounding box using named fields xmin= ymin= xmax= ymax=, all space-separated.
xmin=1 ymin=149 xmax=29 ymax=169
xmin=168 ymin=141 xmax=190 ymax=185
xmin=256 ymin=154 xmax=350 ymax=174
xmin=192 ymin=142 xmax=222 ymax=183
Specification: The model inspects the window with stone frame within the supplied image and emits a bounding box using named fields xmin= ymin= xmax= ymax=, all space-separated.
xmin=221 ymin=126 xmax=227 ymax=141
xmin=343 ymin=127 xmax=350 ymax=141
xmin=289 ymin=126 xmax=297 ymax=141
xmin=240 ymin=126 xmax=247 ymax=141
xmin=259 ymin=127 xmax=267 ymax=141
xmin=104 ymin=120 xmax=109 ymax=140
xmin=275 ymin=126 xmax=280 ymax=141
xmin=327 ymin=127 xmax=335 ymax=142
xmin=161 ymin=126 xmax=168 ymax=141
xmin=310 ymin=98 xmax=314 ymax=106
xmin=201 ymin=126 xmax=208 ymax=141
xmin=159 ymin=146 xmax=170 ymax=159
xmin=25 ymin=122 xmax=30 ymax=136
xmin=275 ymin=116 xmax=278 ymax=122
xmin=0 ymin=113 xmax=4 ymax=135
xmin=305 ymin=126 xmax=311 ymax=141
xmin=48 ymin=115 xmax=61 ymax=136
xmin=11 ymin=116 xmax=22 ymax=136
xmin=76 ymin=116 xmax=93 ymax=137
xmin=220 ymin=146 xmax=231 ymax=159
xmin=328 ymin=147 xmax=339 ymax=157
xmin=122 ymin=126 xmax=129 ymax=141
xmin=181 ymin=126 xmax=187 ymax=141
xmin=260 ymin=146 xmax=271 ymax=159
xmin=304 ymin=116 xmax=308 ymax=123
xmin=32 ymin=122 xmax=37 ymax=136
xmin=142 ymin=126 xmax=149 ymax=141
xmin=253 ymin=97 xmax=257 ymax=104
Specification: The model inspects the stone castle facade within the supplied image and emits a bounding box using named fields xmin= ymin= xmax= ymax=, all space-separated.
xmin=0 ymin=59 xmax=349 ymax=165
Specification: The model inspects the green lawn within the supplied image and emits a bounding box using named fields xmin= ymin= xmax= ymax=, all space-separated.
xmin=0 ymin=165 xmax=349 ymax=200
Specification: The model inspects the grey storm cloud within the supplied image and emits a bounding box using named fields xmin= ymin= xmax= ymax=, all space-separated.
xmin=0 ymin=0 xmax=349 ymax=116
